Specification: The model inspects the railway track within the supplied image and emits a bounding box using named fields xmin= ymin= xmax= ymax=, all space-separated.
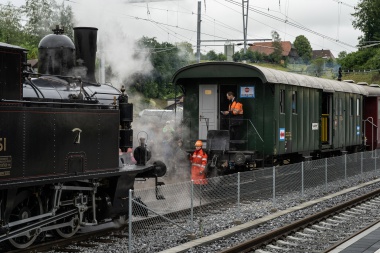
xmin=5 ymin=222 xmax=124 ymax=253
xmin=4 ymin=177 xmax=380 ymax=252
xmin=3 ymin=201 xmax=219 ymax=253
xmin=218 ymin=188 xmax=380 ymax=253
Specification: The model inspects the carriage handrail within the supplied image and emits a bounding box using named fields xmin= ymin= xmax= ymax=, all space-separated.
xmin=247 ymin=119 xmax=264 ymax=142
xmin=363 ymin=117 xmax=378 ymax=150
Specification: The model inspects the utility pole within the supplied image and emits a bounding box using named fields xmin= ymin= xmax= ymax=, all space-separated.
xmin=197 ymin=1 xmax=201 ymax=63
xmin=242 ymin=0 xmax=249 ymax=53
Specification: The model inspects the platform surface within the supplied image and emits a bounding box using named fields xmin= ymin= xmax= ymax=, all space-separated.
xmin=329 ymin=222 xmax=380 ymax=253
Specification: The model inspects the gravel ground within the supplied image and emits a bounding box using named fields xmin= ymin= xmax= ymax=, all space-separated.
xmin=52 ymin=169 xmax=380 ymax=253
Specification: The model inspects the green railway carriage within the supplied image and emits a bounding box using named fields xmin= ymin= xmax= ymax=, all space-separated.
xmin=172 ymin=62 xmax=367 ymax=167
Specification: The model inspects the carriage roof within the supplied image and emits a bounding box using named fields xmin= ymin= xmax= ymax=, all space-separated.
xmin=172 ymin=62 xmax=368 ymax=96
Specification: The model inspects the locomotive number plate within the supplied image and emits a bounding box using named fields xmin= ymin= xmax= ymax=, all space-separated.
xmin=0 ymin=156 xmax=12 ymax=169
xmin=0 ymin=138 xmax=6 ymax=152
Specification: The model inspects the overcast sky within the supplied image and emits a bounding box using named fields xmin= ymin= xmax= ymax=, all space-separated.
xmin=1 ymin=0 xmax=361 ymax=57
xmin=71 ymin=0 xmax=361 ymax=57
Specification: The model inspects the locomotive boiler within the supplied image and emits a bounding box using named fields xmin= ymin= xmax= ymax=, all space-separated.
xmin=0 ymin=26 xmax=166 ymax=249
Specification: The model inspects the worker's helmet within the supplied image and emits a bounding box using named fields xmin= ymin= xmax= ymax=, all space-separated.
xmin=195 ymin=140 xmax=203 ymax=147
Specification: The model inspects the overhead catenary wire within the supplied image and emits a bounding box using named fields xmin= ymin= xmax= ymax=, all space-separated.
xmin=212 ymin=0 xmax=353 ymax=55
xmin=225 ymin=0 xmax=356 ymax=48
xmin=331 ymin=0 xmax=356 ymax=9
xmin=3 ymin=0 xmax=357 ymax=55
xmin=64 ymin=0 xmax=360 ymax=54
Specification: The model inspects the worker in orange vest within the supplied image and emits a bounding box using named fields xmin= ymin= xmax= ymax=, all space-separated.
xmin=190 ymin=140 xmax=208 ymax=184
xmin=221 ymin=91 xmax=244 ymax=149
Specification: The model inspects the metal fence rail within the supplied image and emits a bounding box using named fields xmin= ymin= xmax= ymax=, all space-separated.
xmin=128 ymin=150 xmax=380 ymax=252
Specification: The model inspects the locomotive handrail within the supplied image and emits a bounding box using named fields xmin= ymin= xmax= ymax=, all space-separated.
xmin=90 ymin=91 xmax=122 ymax=97
xmin=0 ymin=99 xmax=114 ymax=107
xmin=247 ymin=119 xmax=264 ymax=142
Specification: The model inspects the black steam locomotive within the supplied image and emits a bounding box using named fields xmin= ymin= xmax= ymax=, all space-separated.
xmin=0 ymin=26 xmax=166 ymax=249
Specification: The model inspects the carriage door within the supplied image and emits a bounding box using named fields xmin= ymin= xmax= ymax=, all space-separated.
xmin=321 ymin=93 xmax=333 ymax=146
xmin=199 ymin=85 xmax=218 ymax=141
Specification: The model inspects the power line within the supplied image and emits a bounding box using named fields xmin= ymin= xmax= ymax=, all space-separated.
xmin=331 ymin=0 xmax=356 ymax=9
xmin=225 ymin=0 xmax=357 ymax=48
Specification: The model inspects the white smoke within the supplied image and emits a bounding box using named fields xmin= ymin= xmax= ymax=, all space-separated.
xmin=73 ymin=0 xmax=192 ymax=185
xmin=73 ymin=0 xmax=153 ymax=88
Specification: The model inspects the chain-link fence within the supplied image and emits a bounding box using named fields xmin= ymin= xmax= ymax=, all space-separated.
xmin=128 ymin=150 xmax=380 ymax=252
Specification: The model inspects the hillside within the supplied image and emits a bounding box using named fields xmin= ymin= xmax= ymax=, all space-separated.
xmin=256 ymin=62 xmax=380 ymax=85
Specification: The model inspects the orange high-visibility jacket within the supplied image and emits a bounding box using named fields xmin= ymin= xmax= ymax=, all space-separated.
xmin=229 ymin=100 xmax=243 ymax=115
xmin=190 ymin=148 xmax=208 ymax=184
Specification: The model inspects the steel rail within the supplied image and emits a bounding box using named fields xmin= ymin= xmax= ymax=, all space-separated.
xmin=218 ymin=187 xmax=380 ymax=253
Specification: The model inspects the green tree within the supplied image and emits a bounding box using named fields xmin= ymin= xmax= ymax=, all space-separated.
xmin=56 ymin=1 xmax=75 ymax=40
xmin=352 ymin=0 xmax=380 ymax=43
xmin=308 ymin=58 xmax=324 ymax=77
xmin=176 ymin=41 xmax=194 ymax=62
xmin=293 ymin=35 xmax=312 ymax=63
xmin=0 ymin=3 xmax=24 ymax=45
xmin=22 ymin=0 xmax=74 ymax=42
xmin=233 ymin=51 xmax=241 ymax=62
xmin=0 ymin=0 xmax=74 ymax=59
xmin=337 ymin=47 xmax=376 ymax=70
xmin=131 ymin=37 xmax=192 ymax=99
xmin=22 ymin=0 xmax=54 ymax=45
xmin=206 ymin=50 xmax=218 ymax=61
xmin=244 ymin=50 xmax=255 ymax=62
xmin=270 ymin=30 xmax=283 ymax=64
xmin=338 ymin=51 xmax=347 ymax=59
xmin=217 ymin=53 xmax=226 ymax=61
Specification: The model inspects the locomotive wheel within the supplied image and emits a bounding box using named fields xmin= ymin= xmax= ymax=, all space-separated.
xmin=53 ymin=188 xmax=81 ymax=238
xmin=54 ymin=211 xmax=80 ymax=238
xmin=7 ymin=191 xmax=43 ymax=249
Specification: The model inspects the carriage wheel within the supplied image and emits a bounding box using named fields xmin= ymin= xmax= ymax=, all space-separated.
xmin=7 ymin=191 xmax=43 ymax=249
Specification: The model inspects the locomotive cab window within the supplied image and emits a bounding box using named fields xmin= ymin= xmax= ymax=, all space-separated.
xmin=292 ymin=91 xmax=297 ymax=114
xmin=280 ymin=89 xmax=285 ymax=114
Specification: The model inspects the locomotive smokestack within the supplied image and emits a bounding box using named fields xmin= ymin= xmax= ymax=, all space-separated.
xmin=73 ymin=27 xmax=98 ymax=83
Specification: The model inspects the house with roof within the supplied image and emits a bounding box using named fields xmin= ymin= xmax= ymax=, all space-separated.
xmin=312 ymin=49 xmax=335 ymax=60
xmin=248 ymin=41 xmax=298 ymax=59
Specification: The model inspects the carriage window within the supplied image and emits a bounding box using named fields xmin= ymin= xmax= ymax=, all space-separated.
xmin=350 ymin=98 xmax=354 ymax=116
xmin=280 ymin=89 xmax=285 ymax=113
xmin=339 ymin=98 xmax=342 ymax=115
xmin=292 ymin=91 xmax=297 ymax=114
xmin=356 ymin=98 xmax=360 ymax=116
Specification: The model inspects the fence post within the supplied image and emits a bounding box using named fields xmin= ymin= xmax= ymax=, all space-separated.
xmin=129 ymin=189 xmax=133 ymax=253
xmin=234 ymin=173 xmax=241 ymax=225
xmin=376 ymin=149 xmax=377 ymax=174
xmin=187 ymin=181 xmax=196 ymax=240
xmin=361 ymin=152 xmax=363 ymax=181
xmin=301 ymin=162 xmax=304 ymax=198
xmin=325 ymin=158 xmax=328 ymax=192
xmin=272 ymin=166 xmax=277 ymax=212
xmin=345 ymin=154 xmax=347 ymax=181
xmin=191 ymin=181 xmax=194 ymax=232
xmin=199 ymin=183 xmax=203 ymax=237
